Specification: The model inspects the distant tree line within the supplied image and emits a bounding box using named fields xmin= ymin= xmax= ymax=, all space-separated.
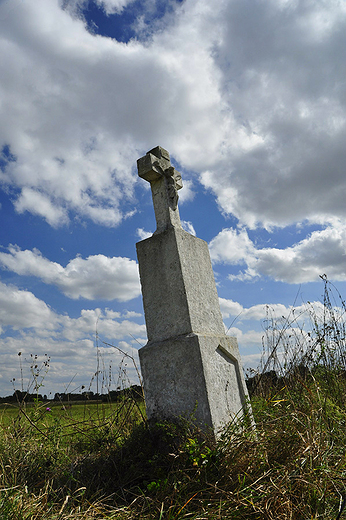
xmin=0 ymin=385 xmax=143 ymax=404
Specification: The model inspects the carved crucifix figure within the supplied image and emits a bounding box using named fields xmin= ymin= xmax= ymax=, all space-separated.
xmin=137 ymin=146 xmax=183 ymax=234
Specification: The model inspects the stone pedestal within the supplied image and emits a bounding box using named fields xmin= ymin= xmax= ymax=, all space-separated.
xmin=139 ymin=333 xmax=248 ymax=432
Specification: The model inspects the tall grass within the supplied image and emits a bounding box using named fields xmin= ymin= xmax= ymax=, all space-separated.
xmin=1 ymin=277 xmax=346 ymax=519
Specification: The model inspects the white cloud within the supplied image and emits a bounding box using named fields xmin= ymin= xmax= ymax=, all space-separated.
xmin=219 ymin=298 xmax=243 ymax=319
xmin=241 ymin=353 xmax=263 ymax=372
xmin=137 ymin=220 xmax=196 ymax=239
xmin=199 ymin=0 xmax=346 ymax=230
xmin=210 ymin=221 xmax=346 ymax=284
xmin=0 ymin=0 xmax=345 ymax=391
xmin=209 ymin=228 xmax=255 ymax=265
xmin=226 ymin=326 xmax=264 ymax=368
xmin=95 ymin=0 xmax=135 ymax=15
xmin=0 ymin=334 xmax=142 ymax=397
xmin=253 ymin=223 xmax=346 ymax=283
xmin=228 ymin=327 xmax=264 ymax=349
xmin=0 ymin=281 xmax=57 ymax=330
xmin=122 ymin=309 xmax=142 ymax=318
xmin=58 ymin=308 xmax=146 ymax=342
xmin=0 ymin=245 xmax=141 ymax=300
xmin=0 ymin=280 xmax=145 ymax=339
xmin=178 ymin=179 xmax=195 ymax=204
xmin=222 ymin=299 xmax=330 ymax=371
xmin=0 ymin=0 xmax=229 ymax=227
xmin=14 ymin=188 xmax=69 ymax=227
xmin=220 ymin=298 xmax=299 ymax=322
xmin=63 ymin=0 xmax=135 ymax=17
xmin=0 ymin=0 xmax=344 ymax=240
xmin=0 ymin=280 xmax=146 ymax=395
xmin=136 ymin=228 xmax=152 ymax=241
xmin=181 ymin=220 xmax=196 ymax=236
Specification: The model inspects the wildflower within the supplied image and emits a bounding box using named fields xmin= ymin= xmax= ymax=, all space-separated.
xmin=46 ymin=407 xmax=52 ymax=412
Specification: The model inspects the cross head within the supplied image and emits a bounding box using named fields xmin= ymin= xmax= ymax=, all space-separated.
xmin=137 ymin=146 xmax=183 ymax=234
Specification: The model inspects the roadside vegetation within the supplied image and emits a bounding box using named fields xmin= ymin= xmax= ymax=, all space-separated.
xmin=1 ymin=277 xmax=345 ymax=519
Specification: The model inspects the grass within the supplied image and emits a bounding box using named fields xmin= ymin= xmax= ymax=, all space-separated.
xmin=0 ymin=277 xmax=346 ymax=519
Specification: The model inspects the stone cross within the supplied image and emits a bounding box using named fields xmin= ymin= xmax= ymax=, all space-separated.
xmin=136 ymin=146 xmax=252 ymax=435
xmin=137 ymin=146 xmax=183 ymax=234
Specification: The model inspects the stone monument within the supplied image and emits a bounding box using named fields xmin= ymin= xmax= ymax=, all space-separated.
xmin=136 ymin=146 xmax=251 ymax=434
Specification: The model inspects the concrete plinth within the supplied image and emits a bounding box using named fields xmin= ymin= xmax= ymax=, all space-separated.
xmin=139 ymin=332 xmax=249 ymax=433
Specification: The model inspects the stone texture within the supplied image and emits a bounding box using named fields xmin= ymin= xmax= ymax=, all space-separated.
xmin=139 ymin=333 xmax=249 ymax=432
xmin=137 ymin=146 xmax=183 ymax=234
xmin=136 ymin=226 xmax=225 ymax=343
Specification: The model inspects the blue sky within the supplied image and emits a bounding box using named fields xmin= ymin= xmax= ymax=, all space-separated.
xmin=0 ymin=0 xmax=345 ymax=397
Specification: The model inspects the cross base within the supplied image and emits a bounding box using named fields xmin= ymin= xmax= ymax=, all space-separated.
xmin=139 ymin=333 xmax=251 ymax=434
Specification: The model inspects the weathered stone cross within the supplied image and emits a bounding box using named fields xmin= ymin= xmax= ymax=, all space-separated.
xmin=137 ymin=146 xmax=183 ymax=234
xmin=136 ymin=146 xmax=252 ymax=435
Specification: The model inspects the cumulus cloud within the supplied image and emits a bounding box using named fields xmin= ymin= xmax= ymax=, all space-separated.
xmin=0 ymin=246 xmax=141 ymax=300
xmin=227 ymin=327 xmax=264 ymax=350
xmin=58 ymin=308 xmax=146 ymax=341
xmin=14 ymin=188 xmax=69 ymax=227
xmin=220 ymin=299 xmax=329 ymax=371
xmin=0 ymin=0 xmax=228 ymax=227
xmin=0 ymin=281 xmax=57 ymax=330
xmin=178 ymin=180 xmax=195 ymax=204
xmin=0 ymin=280 xmax=146 ymax=395
xmin=219 ymin=298 xmax=243 ymax=319
xmin=254 ymin=223 xmax=346 ymax=283
xmin=0 ymin=280 xmax=145 ymax=338
xmin=0 ymin=0 xmax=344 ymax=241
xmin=201 ymin=0 xmax=346 ymax=230
xmin=0 ymin=333 xmax=142 ymax=397
xmin=219 ymin=298 xmax=298 ymax=321
xmin=0 ymin=1 xmax=139 ymax=227
xmin=210 ymin=221 xmax=346 ymax=283
xmin=209 ymin=228 xmax=255 ymax=265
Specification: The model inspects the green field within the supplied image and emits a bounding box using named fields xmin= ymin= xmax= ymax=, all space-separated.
xmin=0 ymin=398 xmax=145 ymax=450
xmin=0 ymin=399 xmax=142 ymax=427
